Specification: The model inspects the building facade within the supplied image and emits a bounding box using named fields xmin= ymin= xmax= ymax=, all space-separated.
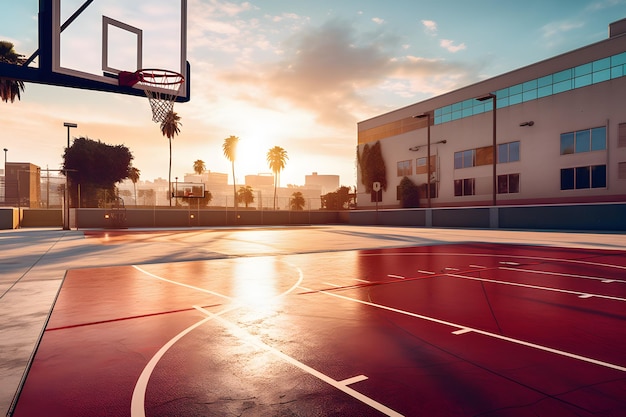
xmin=4 ymin=162 xmax=41 ymax=208
xmin=357 ymin=19 xmax=626 ymax=209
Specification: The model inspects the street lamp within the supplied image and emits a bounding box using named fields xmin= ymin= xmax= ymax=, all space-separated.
xmin=476 ymin=94 xmax=497 ymax=206
xmin=63 ymin=122 xmax=78 ymax=230
xmin=413 ymin=112 xmax=432 ymax=208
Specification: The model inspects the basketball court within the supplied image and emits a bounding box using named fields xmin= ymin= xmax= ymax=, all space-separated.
xmin=6 ymin=228 xmax=626 ymax=417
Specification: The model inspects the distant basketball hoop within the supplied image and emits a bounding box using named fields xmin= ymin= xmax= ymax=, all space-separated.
xmin=119 ymin=69 xmax=185 ymax=123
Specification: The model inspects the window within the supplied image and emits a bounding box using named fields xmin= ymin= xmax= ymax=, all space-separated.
xmin=618 ymin=123 xmax=626 ymax=147
xmin=416 ymin=157 xmax=426 ymax=167
xmin=498 ymin=141 xmax=520 ymax=163
xmin=560 ymin=127 xmax=606 ymax=155
xmin=560 ymin=165 xmax=606 ymax=190
xmin=397 ymin=160 xmax=412 ymax=177
xmin=619 ymin=162 xmax=626 ymax=179
xmin=454 ymin=149 xmax=475 ymax=169
xmin=454 ymin=178 xmax=475 ymax=196
xmin=498 ymin=174 xmax=520 ymax=194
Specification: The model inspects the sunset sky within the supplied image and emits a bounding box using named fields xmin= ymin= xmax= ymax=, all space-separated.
xmin=2 ymin=0 xmax=625 ymax=187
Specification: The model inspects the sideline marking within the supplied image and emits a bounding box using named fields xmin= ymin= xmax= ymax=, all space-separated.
xmin=446 ymin=272 xmax=626 ymax=302
xmin=470 ymin=265 xmax=486 ymax=269
xmin=452 ymin=328 xmax=472 ymax=335
xmin=194 ymin=305 xmax=404 ymax=417
xmin=418 ymin=270 xmax=435 ymax=275
xmin=323 ymin=282 xmax=342 ymax=288
xmin=339 ymin=375 xmax=369 ymax=386
xmin=300 ymin=286 xmax=626 ymax=373
xmin=388 ymin=274 xmax=405 ymax=279
xmin=500 ymin=266 xmax=626 ymax=284
xmin=355 ymin=278 xmax=370 ymax=283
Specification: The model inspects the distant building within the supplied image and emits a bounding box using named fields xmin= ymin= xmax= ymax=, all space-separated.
xmin=4 ymin=162 xmax=41 ymax=208
xmin=305 ymin=172 xmax=340 ymax=195
xmin=245 ymin=173 xmax=274 ymax=188
xmin=357 ymin=17 xmax=626 ymax=208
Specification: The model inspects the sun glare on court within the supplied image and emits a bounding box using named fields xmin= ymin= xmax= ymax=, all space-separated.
xmin=232 ymin=257 xmax=281 ymax=312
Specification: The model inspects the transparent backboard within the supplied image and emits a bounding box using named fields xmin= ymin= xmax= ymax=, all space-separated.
xmin=52 ymin=0 xmax=188 ymax=99
xmin=173 ymin=183 xmax=205 ymax=198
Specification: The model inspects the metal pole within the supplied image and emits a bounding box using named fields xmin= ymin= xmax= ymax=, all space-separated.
xmin=426 ymin=112 xmax=431 ymax=208
xmin=63 ymin=122 xmax=77 ymax=230
xmin=492 ymin=97 xmax=497 ymax=206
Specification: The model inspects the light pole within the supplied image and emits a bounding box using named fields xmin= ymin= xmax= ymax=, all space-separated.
xmin=476 ymin=94 xmax=497 ymax=206
xmin=63 ymin=122 xmax=78 ymax=230
xmin=413 ymin=112 xmax=432 ymax=208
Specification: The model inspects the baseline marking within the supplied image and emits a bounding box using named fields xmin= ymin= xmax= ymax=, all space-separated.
xmin=339 ymin=375 xmax=369 ymax=386
xmin=194 ymin=305 xmax=404 ymax=417
xmin=500 ymin=266 xmax=626 ymax=284
xmin=299 ymin=286 xmax=626 ymax=373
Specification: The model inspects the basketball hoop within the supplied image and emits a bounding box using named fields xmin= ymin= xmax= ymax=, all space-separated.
xmin=119 ymin=69 xmax=184 ymax=123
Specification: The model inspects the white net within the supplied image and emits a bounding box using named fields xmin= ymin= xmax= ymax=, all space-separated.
xmin=138 ymin=70 xmax=185 ymax=123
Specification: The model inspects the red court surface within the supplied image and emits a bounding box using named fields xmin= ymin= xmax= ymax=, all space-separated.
xmin=9 ymin=243 xmax=626 ymax=416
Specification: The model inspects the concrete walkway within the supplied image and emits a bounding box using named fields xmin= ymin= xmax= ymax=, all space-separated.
xmin=1 ymin=225 xmax=625 ymax=415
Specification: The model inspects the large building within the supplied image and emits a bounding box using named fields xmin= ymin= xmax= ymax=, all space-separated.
xmin=357 ymin=18 xmax=626 ymax=209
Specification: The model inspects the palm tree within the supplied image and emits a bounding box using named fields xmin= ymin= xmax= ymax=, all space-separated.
xmin=290 ymin=191 xmax=305 ymax=210
xmin=237 ymin=185 xmax=254 ymax=208
xmin=266 ymin=146 xmax=288 ymax=209
xmin=160 ymin=111 xmax=181 ymax=206
xmin=222 ymin=135 xmax=239 ymax=208
xmin=0 ymin=41 xmax=25 ymax=103
xmin=193 ymin=159 xmax=205 ymax=176
xmin=127 ymin=166 xmax=140 ymax=206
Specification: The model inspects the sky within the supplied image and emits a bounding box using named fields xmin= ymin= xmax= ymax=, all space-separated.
xmin=2 ymin=0 xmax=626 ymax=188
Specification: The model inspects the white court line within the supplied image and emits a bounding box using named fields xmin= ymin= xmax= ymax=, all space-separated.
xmin=388 ymin=274 xmax=405 ymax=279
xmin=299 ymin=286 xmax=626 ymax=373
xmin=339 ymin=375 xmax=369 ymax=386
xmin=452 ymin=328 xmax=472 ymax=335
xmin=132 ymin=265 xmax=233 ymax=300
xmin=417 ymin=270 xmax=435 ymax=275
xmin=470 ymin=265 xmax=487 ymax=269
xmin=355 ymin=278 xmax=370 ymax=283
xmin=194 ymin=305 xmax=404 ymax=417
xmin=500 ymin=266 xmax=626 ymax=284
xmin=579 ymin=294 xmax=594 ymax=299
xmin=446 ymin=272 xmax=626 ymax=302
xmin=323 ymin=282 xmax=342 ymax=288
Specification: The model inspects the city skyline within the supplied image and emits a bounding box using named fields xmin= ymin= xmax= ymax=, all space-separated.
xmin=2 ymin=0 xmax=626 ymax=187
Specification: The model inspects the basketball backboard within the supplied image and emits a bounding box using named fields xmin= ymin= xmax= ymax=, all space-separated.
xmin=0 ymin=0 xmax=189 ymax=101
xmin=173 ymin=182 xmax=205 ymax=198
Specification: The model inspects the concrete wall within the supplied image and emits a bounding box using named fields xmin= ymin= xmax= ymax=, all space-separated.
xmin=0 ymin=208 xmax=20 ymax=229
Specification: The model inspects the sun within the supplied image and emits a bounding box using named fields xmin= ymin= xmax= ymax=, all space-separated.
xmin=236 ymin=133 xmax=273 ymax=182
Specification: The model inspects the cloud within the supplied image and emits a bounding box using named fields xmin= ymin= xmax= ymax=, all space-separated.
xmin=421 ymin=20 xmax=438 ymax=36
xmin=372 ymin=17 xmax=385 ymax=25
xmin=440 ymin=39 xmax=466 ymax=53
xmin=541 ymin=20 xmax=585 ymax=39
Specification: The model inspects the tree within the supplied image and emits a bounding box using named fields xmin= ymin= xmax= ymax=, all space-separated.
xmin=321 ymin=186 xmax=353 ymax=210
xmin=357 ymin=141 xmax=387 ymax=195
xmin=193 ymin=159 xmax=205 ymax=175
xmin=0 ymin=41 xmax=26 ymax=103
xmin=160 ymin=111 xmax=181 ymax=206
xmin=237 ymin=185 xmax=254 ymax=208
xmin=267 ymin=146 xmax=288 ymax=209
xmin=290 ymin=191 xmax=305 ymax=210
xmin=127 ymin=166 xmax=140 ymax=206
xmin=398 ymin=176 xmax=420 ymax=208
xmin=222 ymin=135 xmax=239 ymax=208
xmin=63 ymin=137 xmax=134 ymax=207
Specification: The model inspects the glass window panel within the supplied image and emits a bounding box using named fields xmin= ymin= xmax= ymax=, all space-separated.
xmin=592 ymin=69 xmax=610 ymax=83
xmin=463 ymin=150 xmax=475 ymax=167
xmin=591 ymin=127 xmax=606 ymax=151
xmin=441 ymin=105 xmax=452 ymax=115
xmin=553 ymin=79 xmax=572 ymax=93
xmin=576 ymin=166 xmax=590 ymax=189
xmin=611 ymin=65 xmax=624 ymax=79
xmin=462 ymin=99 xmax=474 ymax=109
xmin=509 ymin=93 xmax=522 ymax=105
xmin=560 ymin=132 xmax=575 ymax=154
xmin=561 ymin=168 xmax=574 ymax=190
xmin=575 ymin=130 xmax=590 ymax=153
xmin=591 ymin=165 xmax=606 ymax=188
xmin=434 ymin=108 xmax=443 ymax=117
xmin=523 ymin=79 xmax=537 ymax=91
xmin=553 ymin=69 xmax=572 ymax=83
xmin=497 ymin=175 xmax=508 ymax=194
xmin=509 ymin=84 xmax=523 ymax=95
xmin=472 ymin=103 xmax=486 ymax=115
xmin=522 ymin=90 xmax=537 ymax=101
xmin=509 ymin=174 xmax=520 ymax=193
xmin=451 ymin=110 xmax=462 ymax=120
xmin=592 ymin=57 xmax=610 ymax=71
xmin=454 ymin=179 xmax=463 ymax=196
xmin=416 ymin=157 xmax=426 ymax=166
xmin=497 ymin=143 xmax=508 ymax=163
xmin=462 ymin=108 xmax=473 ymax=117
xmin=451 ymin=102 xmax=462 ymax=112
xmin=464 ymin=178 xmax=474 ymax=195
xmin=495 ymin=87 xmax=509 ymax=98
xmin=496 ymin=97 xmax=508 ymax=109
xmin=454 ymin=152 xmax=463 ymax=169
xmin=509 ymin=141 xmax=520 ymax=161
xmin=537 ymin=74 xmax=552 ymax=87
xmin=574 ymin=63 xmax=592 ymax=77
xmin=612 ymin=52 xmax=626 ymax=66
xmin=441 ymin=113 xmax=451 ymax=123
xmin=434 ymin=115 xmax=442 ymax=125
xmin=538 ymin=85 xmax=552 ymax=98
xmin=574 ymin=74 xmax=592 ymax=88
